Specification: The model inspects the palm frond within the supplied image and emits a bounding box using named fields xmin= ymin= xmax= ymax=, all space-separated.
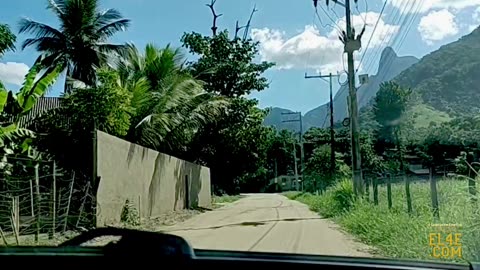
xmin=95 ymin=8 xmax=123 ymax=27
xmin=18 ymin=18 xmax=64 ymax=40
xmin=96 ymin=19 xmax=130 ymax=40
xmin=21 ymin=36 xmax=66 ymax=52
xmin=0 ymin=24 xmax=16 ymax=56
xmin=47 ymin=0 xmax=67 ymax=16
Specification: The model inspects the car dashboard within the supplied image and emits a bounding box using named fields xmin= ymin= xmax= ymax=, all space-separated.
xmin=0 ymin=228 xmax=477 ymax=270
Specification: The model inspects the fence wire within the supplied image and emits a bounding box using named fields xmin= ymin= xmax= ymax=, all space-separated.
xmin=0 ymin=160 xmax=95 ymax=243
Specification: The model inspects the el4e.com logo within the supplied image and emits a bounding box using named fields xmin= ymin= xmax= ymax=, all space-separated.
xmin=429 ymin=224 xmax=462 ymax=259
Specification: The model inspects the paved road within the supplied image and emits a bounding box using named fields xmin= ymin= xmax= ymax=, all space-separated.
xmin=163 ymin=194 xmax=373 ymax=256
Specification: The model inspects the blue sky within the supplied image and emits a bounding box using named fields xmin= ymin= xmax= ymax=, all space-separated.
xmin=1 ymin=0 xmax=480 ymax=113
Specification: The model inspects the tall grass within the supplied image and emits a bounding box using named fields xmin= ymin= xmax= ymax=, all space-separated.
xmin=289 ymin=178 xmax=480 ymax=263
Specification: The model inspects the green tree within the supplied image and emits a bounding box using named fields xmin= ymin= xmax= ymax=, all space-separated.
xmin=19 ymin=0 xmax=130 ymax=89
xmin=373 ymin=81 xmax=411 ymax=145
xmin=33 ymin=68 xmax=131 ymax=175
xmin=181 ymin=30 xmax=274 ymax=97
xmin=116 ymin=44 xmax=228 ymax=153
xmin=304 ymin=145 xmax=350 ymax=192
xmin=178 ymin=28 xmax=274 ymax=194
xmin=0 ymin=23 xmax=16 ymax=57
xmin=187 ymin=98 xmax=271 ymax=194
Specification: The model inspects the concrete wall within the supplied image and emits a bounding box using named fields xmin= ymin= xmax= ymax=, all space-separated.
xmin=95 ymin=131 xmax=211 ymax=226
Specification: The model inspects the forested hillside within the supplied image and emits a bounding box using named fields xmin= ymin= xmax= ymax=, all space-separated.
xmin=394 ymin=27 xmax=480 ymax=116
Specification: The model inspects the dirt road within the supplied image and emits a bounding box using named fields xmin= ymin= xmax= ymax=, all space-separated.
xmin=162 ymin=193 xmax=372 ymax=256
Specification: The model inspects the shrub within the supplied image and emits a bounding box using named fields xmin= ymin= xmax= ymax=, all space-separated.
xmin=282 ymin=191 xmax=303 ymax=200
xmin=120 ymin=199 xmax=140 ymax=226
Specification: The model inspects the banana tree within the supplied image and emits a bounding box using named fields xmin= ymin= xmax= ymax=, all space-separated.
xmin=0 ymin=63 xmax=61 ymax=170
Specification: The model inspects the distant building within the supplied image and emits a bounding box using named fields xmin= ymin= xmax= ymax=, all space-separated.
xmin=268 ymin=175 xmax=301 ymax=192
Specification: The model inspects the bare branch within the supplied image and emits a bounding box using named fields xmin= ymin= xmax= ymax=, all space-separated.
xmin=235 ymin=21 xmax=246 ymax=39
xmin=206 ymin=0 xmax=223 ymax=36
xmin=242 ymin=5 xmax=258 ymax=40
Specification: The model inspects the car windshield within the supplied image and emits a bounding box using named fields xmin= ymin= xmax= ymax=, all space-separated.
xmin=0 ymin=0 xmax=479 ymax=265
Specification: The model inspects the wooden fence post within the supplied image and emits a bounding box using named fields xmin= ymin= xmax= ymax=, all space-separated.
xmin=29 ymin=179 xmax=34 ymax=217
xmin=430 ymin=166 xmax=440 ymax=219
xmin=373 ymin=177 xmax=379 ymax=205
xmin=10 ymin=197 xmax=19 ymax=245
xmin=76 ymin=182 xmax=90 ymax=228
xmin=0 ymin=226 xmax=8 ymax=246
xmin=467 ymin=153 xmax=477 ymax=202
xmin=365 ymin=175 xmax=370 ymax=202
xmin=387 ymin=175 xmax=392 ymax=209
xmin=50 ymin=161 xmax=57 ymax=239
xmin=63 ymin=172 xmax=75 ymax=233
xmin=35 ymin=164 xmax=41 ymax=243
xmin=404 ymin=173 xmax=412 ymax=214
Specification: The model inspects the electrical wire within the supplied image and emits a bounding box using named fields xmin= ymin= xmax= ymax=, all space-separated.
xmin=360 ymin=0 xmax=406 ymax=74
xmin=381 ymin=0 xmax=424 ymax=77
xmin=318 ymin=5 xmax=343 ymax=33
xmin=361 ymin=0 xmax=410 ymax=74
xmin=355 ymin=0 xmax=387 ymax=73
xmin=355 ymin=0 xmax=368 ymax=26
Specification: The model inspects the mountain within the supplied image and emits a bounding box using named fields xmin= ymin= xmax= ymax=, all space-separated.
xmin=393 ymin=27 xmax=480 ymax=116
xmin=263 ymin=47 xmax=419 ymax=132
xmin=263 ymin=107 xmax=301 ymax=133
xmin=302 ymin=47 xmax=419 ymax=131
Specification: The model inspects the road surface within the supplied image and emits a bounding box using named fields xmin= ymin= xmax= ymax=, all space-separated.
xmin=163 ymin=194 xmax=373 ymax=256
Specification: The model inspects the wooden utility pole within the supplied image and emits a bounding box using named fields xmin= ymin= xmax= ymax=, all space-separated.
xmin=305 ymin=72 xmax=339 ymax=177
xmin=322 ymin=0 xmax=364 ymax=195
xmin=282 ymin=112 xmax=304 ymax=190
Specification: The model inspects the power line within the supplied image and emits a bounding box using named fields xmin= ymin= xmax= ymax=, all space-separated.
xmin=361 ymin=0 xmax=408 ymax=74
xmin=355 ymin=0 xmax=387 ymax=72
xmin=361 ymin=0 xmax=411 ymax=74
xmin=355 ymin=0 xmax=368 ymax=25
xmin=318 ymin=5 xmax=342 ymax=33
xmin=381 ymin=0 xmax=423 ymax=77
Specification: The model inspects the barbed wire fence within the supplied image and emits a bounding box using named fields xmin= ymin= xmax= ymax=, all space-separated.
xmin=0 ymin=158 xmax=95 ymax=245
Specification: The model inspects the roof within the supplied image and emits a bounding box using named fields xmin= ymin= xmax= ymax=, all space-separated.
xmin=17 ymin=97 xmax=62 ymax=128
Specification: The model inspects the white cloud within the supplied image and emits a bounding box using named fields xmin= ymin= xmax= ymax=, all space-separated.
xmin=474 ymin=6 xmax=480 ymax=21
xmin=418 ymin=9 xmax=458 ymax=45
xmin=0 ymin=62 xmax=29 ymax=86
xmin=389 ymin=0 xmax=480 ymax=14
xmin=251 ymin=12 xmax=399 ymax=73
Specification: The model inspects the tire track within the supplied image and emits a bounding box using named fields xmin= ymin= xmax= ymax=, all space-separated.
xmin=289 ymin=200 xmax=304 ymax=252
xmin=247 ymin=200 xmax=283 ymax=251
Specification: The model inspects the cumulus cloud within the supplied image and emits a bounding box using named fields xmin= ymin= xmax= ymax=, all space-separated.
xmin=251 ymin=12 xmax=398 ymax=73
xmin=0 ymin=62 xmax=29 ymax=86
xmin=389 ymin=0 xmax=480 ymax=14
xmin=467 ymin=7 xmax=480 ymax=32
xmin=418 ymin=9 xmax=458 ymax=45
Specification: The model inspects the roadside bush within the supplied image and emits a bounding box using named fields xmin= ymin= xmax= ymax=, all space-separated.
xmin=120 ymin=199 xmax=140 ymax=226
xmin=331 ymin=179 xmax=355 ymax=212
xmin=282 ymin=191 xmax=303 ymax=200
xmin=295 ymin=179 xmax=354 ymax=218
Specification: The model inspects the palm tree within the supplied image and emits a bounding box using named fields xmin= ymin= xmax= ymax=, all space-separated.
xmin=0 ymin=23 xmax=16 ymax=57
xmin=19 ymin=0 xmax=130 ymax=91
xmin=116 ymin=44 xmax=228 ymax=152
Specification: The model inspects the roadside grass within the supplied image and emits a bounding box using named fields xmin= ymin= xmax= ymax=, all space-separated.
xmin=282 ymin=191 xmax=303 ymax=200
xmin=288 ymin=178 xmax=480 ymax=263
xmin=212 ymin=194 xmax=243 ymax=205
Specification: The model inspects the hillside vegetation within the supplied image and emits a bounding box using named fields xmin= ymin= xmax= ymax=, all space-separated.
xmin=394 ymin=27 xmax=480 ymax=116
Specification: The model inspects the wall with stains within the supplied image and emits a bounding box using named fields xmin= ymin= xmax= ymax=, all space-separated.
xmin=95 ymin=131 xmax=211 ymax=226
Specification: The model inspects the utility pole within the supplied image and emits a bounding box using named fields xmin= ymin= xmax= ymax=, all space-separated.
xmin=282 ymin=112 xmax=304 ymax=191
xmin=305 ymin=72 xmax=339 ymax=178
xmin=319 ymin=0 xmax=364 ymax=195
